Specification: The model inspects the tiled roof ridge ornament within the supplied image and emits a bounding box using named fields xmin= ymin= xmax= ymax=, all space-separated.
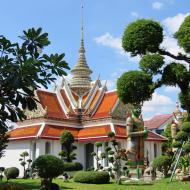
xmin=70 ymin=2 xmax=92 ymax=97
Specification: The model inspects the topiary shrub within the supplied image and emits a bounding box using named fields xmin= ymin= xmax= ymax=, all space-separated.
xmin=74 ymin=171 xmax=110 ymax=184
xmin=153 ymin=155 xmax=171 ymax=177
xmin=175 ymin=131 xmax=188 ymax=141
xmin=172 ymin=141 xmax=182 ymax=148
xmin=183 ymin=144 xmax=190 ymax=153
xmin=4 ymin=167 xmax=19 ymax=180
xmin=63 ymin=162 xmax=83 ymax=171
xmin=32 ymin=155 xmax=64 ymax=190
xmin=181 ymin=122 xmax=190 ymax=133
xmin=0 ymin=183 xmax=24 ymax=190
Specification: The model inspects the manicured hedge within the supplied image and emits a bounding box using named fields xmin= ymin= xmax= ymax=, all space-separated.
xmin=63 ymin=162 xmax=83 ymax=171
xmin=4 ymin=167 xmax=19 ymax=180
xmin=74 ymin=171 xmax=110 ymax=184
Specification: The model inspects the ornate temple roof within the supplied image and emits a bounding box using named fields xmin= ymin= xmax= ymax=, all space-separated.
xmin=8 ymin=123 xmax=167 ymax=142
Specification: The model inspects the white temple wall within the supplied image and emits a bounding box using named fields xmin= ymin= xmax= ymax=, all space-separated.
xmin=0 ymin=140 xmax=31 ymax=177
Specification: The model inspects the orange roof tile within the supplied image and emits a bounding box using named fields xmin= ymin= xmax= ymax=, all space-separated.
xmin=8 ymin=125 xmax=41 ymax=140
xmin=82 ymin=92 xmax=89 ymax=104
xmin=78 ymin=125 xmax=111 ymax=139
xmin=40 ymin=125 xmax=79 ymax=139
xmin=37 ymin=90 xmax=66 ymax=119
xmin=72 ymin=92 xmax=79 ymax=101
xmin=60 ymin=89 xmax=72 ymax=109
xmin=89 ymin=90 xmax=100 ymax=110
xmin=114 ymin=125 xmax=126 ymax=137
xmin=92 ymin=91 xmax=118 ymax=119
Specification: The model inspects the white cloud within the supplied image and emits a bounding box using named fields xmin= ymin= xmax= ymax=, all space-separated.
xmin=131 ymin=12 xmax=139 ymax=18
xmin=164 ymin=86 xmax=180 ymax=93
xmin=152 ymin=2 xmax=163 ymax=10
xmin=94 ymin=32 xmax=140 ymax=62
xmin=94 ymin=32 xmax=123 ymax=53
xmin=162 ymin=13 xmax=189 ymax=34
xmin=142 ymin=92 xmax=175 ymax=119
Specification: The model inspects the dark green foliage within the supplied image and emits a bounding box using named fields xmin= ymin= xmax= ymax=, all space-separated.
xmin=0 ymin=130 xmax=8 ymax=159
xmin=181 ymin=122 xmax=190 ymax=133
xmin=0 ymin=27 xmax=69 ymax=158
xmin=179 ymin=91 xmax=190 ymax=111
xmin=122 ymin=19 xmax=163 ymax=56
xmin=175 ymin=131 xmax=188 ymax=141
xmin=95 ymin=141 xmax=102 ymax=147
xmin=4 ymin=167 xmax=19 ymax=180
xmin=162 ymin=63 xmax=189 ymax=89
xmin=172 ymin=141 xmax=182 ymax=148
xmin=183 ymin=144 xmax=190 ymax=153
xmin=63 ymin=162 xmax=83 ymax=171
xmin=140 ymin=54 xmax=164 ymax=75
xmin=74 ymin=171 xmax=110 ymax=184
xmin=107 ymin=132 xmax=115 ymax=138
xmin=117 ymin=71 xmax=153 ymax=105
xmin=152 ymin=155 xmax=171 ymax=177
xmin=0 ymin=183 xmax=24 ymax=190
xmin=32 ymin=155 xmax=64 ymax=179
xmin=175 ymin=15 xmax=190 ymax=53
xmin=60 ymin=130 xmax=76 ymax=162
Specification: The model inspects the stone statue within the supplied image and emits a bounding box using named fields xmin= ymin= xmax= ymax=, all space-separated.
xmin=126 ymin=105 xmax=147 ymax=169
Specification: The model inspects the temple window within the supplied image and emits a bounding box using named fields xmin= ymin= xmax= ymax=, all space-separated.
xmin=32 ymin=142 xmax=36 ymax=160
xmin=45 ymin=142 xmax=51 ymax=154
xmin=154 ymin=143 xmax=157 ymax=158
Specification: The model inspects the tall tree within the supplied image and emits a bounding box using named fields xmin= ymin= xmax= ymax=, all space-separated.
xmin=118 ymin=16 xmax=190 ymax=119
xmin=0 ymin=27 xmax=70 ymax=157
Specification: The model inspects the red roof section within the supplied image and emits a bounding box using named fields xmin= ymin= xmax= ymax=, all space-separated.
xmin=40 ymin=125 xmax=79 ymax=139
xmin=114 ymin=125 xmax=126 ymax=138
xmin=60 ymin=89 xmax=71 ymax=109
xmin=8 ymin=125 xmax=41 ymax=140
xmin=146 ymin=130 xmax=168 ymax=142
xmin=92 ymin=91 xmax=118 ymax=119
xmin=78 ymin=125 xmax=111 ymax=139
xmin=8 ymin=124 xmax=167 ymax=142
xmin=144 ymin=114 xmax=173 ymax=130
xmin=37 ymin=90 xmax=67 ymax=119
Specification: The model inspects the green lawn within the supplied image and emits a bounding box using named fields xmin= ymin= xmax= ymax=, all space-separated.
xmin=0 ymin=178 xmax=190 ymax=190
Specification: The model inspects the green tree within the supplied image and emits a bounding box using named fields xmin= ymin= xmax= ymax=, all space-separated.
xmin=0 ymin=27 xmax=69 ymax=157
xmin=19 ymin=151 xmax=32 ymax=179
xmin=59 ymin=130 xmax=77 ymax=162
xmin=119 ymin=16 xmax=190 ymax=119
xmin=106 ymin=132 xmax=128 ymax=184
xmin=32 ymin=155 xmax=64 ymax=190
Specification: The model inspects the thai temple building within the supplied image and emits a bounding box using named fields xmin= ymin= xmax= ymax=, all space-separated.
xmin=0 ymin=14 xmax=168 ymax=177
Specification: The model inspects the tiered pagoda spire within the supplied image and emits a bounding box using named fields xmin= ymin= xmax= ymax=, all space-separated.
xmin=70 ymin=3 xmax=92 ymax=97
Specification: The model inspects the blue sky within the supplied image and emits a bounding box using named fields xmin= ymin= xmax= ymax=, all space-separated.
xmin=1 ymin=0 xmax=190 ymax=120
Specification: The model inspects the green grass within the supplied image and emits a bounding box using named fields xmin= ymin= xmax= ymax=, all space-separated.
xmin=0 ymin=178 xmax=190 ymax=190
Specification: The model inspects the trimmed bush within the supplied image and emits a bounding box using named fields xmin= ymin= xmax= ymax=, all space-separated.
xmin=153 ymin=155 xmax=171 ymax=177
xmin=4 ymin=167 xmax=19 ymax=180
xmin=175 ymin=131 xmax=188 ymax=141
xmin=172 ymin=141 xmax=182 ymax=148
xmin=63 ymin=162 xmax=83 ymax=171
xmin=181 ymin=122 xmax=190 ymax=133
xmin=74 ymin=171 xmax=110 ymax=184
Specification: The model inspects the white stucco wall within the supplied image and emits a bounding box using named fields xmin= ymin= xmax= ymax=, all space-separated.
xmin=0 ymin=140 xmax=32 ymax=177
xmin=144 ymin=141 xmax=163 ymax=164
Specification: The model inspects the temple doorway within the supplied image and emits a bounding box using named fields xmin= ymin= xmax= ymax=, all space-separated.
xmin=85 ymin=143 xmax=94 ymax=169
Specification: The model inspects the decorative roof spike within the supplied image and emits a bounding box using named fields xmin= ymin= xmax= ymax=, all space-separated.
xmin=70 ymin=2 xmax=92 ymax=97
